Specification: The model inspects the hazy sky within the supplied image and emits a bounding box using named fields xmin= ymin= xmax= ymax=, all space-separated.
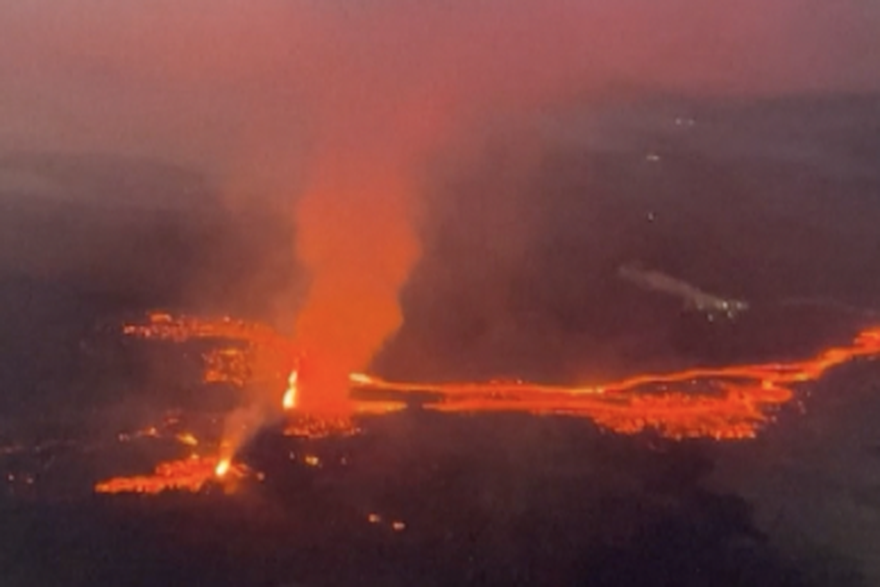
xmin=2 ymin=0 xmax=878 ymax=184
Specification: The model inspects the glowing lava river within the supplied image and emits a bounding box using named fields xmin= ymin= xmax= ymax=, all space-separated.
xmin=94 ymin=313 xmax=880 ymax=494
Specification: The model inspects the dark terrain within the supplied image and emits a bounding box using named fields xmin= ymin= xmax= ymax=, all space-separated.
xmin=1 ymin=95 xmax=879 ymax=586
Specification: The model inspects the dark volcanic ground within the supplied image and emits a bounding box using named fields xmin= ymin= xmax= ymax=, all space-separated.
xmin=0 ymin=418 xmax=865 ymax=587
xmin=1 ymin=94 xmax=879 ymax=586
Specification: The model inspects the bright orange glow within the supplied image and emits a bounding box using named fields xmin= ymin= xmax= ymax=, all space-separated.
xmin=214 ymin=458 xmax=231 ymax=478
xmin=123 ymin=314 xmax=880 ymax=441
xmin=282 ymin=370 xmax=298 ymax=410
xmin=126 ymin=312 xmax=300 ymax=389
xmin=349 ymin=372 xmax=372 ymax=385
xmin=291 ymin=162 xmax=420 ymax=415
xmin=282 ymin=414 xmax=361 ymax=439
xmin=351 ymin=326 xmax=880 ymax=439
xmin=95 ymin=455 xmax=245 ymax=495
xmin=176 ymin=432 xmax=199 ymax=447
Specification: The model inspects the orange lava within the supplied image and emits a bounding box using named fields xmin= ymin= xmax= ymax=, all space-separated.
xmin=354 ymin=327 xmax=880 ymax=439
xmin=282 ymin=414 xmax=362 ymax=439
xmin=94 ymin=455 xmax=247 ymax=495
xmin=125 ymin=312 xmax=300 ymax=389
xmin=123 ymin=314 xmax=880 ymax=440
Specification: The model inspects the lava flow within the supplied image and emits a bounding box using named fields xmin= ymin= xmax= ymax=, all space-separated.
xmin=122 ymin=313 xmax=880 ymax=441
xmin=355 ymin=327 xmax=880 ymax=439
xmin=95 ymin=455 xmax=247 ymax=495
xmin=94 ymin=316 xmax=880 ymax=495
xmin=123 ymin=312 xmax=300 ymax=388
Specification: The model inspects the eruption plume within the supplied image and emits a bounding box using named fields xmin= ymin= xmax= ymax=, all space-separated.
xmin=291 ymin=149 xmax=420 ymax=414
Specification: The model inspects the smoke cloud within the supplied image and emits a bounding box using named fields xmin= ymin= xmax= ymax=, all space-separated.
xmin=2 ymin=0 xmax=878 ymax=409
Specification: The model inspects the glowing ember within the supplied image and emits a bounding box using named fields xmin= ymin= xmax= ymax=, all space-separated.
xmin=95 ymin=455 xmax=246 ymax=495
xmin=349 ymin=372 xmax=372 ymax=385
